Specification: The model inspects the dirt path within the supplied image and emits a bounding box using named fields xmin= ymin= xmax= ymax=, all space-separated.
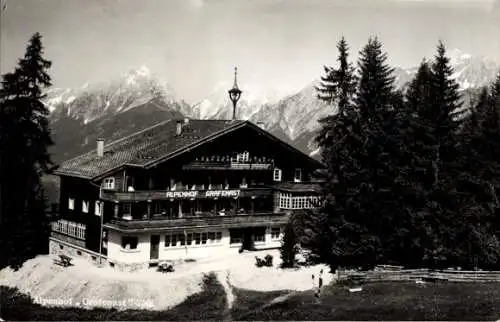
xmin=216 ymin=270 xmax=234 ymax=321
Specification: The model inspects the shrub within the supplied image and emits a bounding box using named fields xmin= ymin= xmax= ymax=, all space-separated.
xmin=264 ymin=254 xmax=273 ymax=267
xmin=255 ymin=256 xmax=265 ymax=267
xmin=280 ymin=221 xmax=298 ymax=268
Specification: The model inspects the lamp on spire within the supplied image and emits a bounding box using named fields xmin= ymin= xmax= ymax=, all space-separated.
xmin=228 ymin=66 xmax=242 ymax=121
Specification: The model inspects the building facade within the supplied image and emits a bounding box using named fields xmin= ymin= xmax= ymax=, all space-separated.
xmin=51 ymin=118 xmax=323 ymax=271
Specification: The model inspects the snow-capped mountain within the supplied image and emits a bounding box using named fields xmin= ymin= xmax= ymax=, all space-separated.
xmin=189 ymin=81 xmax=291 ymax=120
xmin=45 ymin=66 xmax=188 ymax=163
xmin=393 ymin=49 xmax=498 ymax=90
xmin=257 ymin=50 xmax=498 ymax=157
xmin=46 ymin=51 xmax=498 ymax=163
xmin=46 ymin=66 xmax=189 ymax=123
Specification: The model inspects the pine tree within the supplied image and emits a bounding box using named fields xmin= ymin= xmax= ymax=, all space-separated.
xmin=390 ymin=60 xmax=438 ymax=267
xmin=309 ymin=37 xmax=360 ymax=269
xmin=349 ymin=37 xmax=401 ymax=267
xmin=423 ymin=42 xmax=466 ymax=268
xmin=455 ymin=81 xmax=500 ymax=269
xmin=430 ymin=41 xmax=463 ymax=178
xmin=314 ymin=37 xmax=400 ymax=270
xmin=316 ymin=37 xmax=358 ymax=151
xmin=0 ymin=32 xmax=53 ymax=269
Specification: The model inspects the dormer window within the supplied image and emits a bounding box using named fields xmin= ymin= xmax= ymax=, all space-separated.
xmin=294 ymin=168 xmax=302 ymax=183
xmin=103 ymin=177 xmax=115 ymax=190
xmin=273 ymin=168 xmax=282 ymax=182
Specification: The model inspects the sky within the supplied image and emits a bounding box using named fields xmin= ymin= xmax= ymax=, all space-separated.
xmin=1 ymin=0 xmax=499 ymax=104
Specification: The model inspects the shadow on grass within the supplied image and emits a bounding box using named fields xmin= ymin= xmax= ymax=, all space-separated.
xmin=1 ymin=273 xmax=226 ymax=321
xmin=233 ymin=281 xmax=500 ymax=321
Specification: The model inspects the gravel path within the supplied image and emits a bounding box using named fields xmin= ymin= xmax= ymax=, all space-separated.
xmin=216 ymin=270 xmax=235 ymax=321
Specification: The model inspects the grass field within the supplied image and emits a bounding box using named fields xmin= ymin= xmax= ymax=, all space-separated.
xmin=233 ymin=281 xmax=500 ymax=321
xmin=3 ymin=279 xmax=500 ymax=321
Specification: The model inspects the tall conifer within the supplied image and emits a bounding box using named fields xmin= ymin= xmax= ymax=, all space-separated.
xmin=0 ymin=32 xmax=53 ymax=269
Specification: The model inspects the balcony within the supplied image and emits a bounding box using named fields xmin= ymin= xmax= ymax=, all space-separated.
xmin=104 ymin=211 xmax=290 ymax=233
xmin=183 ymin=160 xmax=273 ymax=171
xmin=273 ymin=181 xmax=322 ymax=193
xmin=100 ymin=186 xmax=273 ymax=202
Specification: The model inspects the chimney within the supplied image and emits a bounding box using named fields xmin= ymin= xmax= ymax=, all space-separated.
xmin=257 ymin=122 xmax=265 ymax=130
xmin=176 ymin=120 xmax=182 ymax=136
xmin=97 ymin=138 xmax=104 ymax=158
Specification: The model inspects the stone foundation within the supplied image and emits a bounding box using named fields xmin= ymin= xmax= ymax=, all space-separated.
xmin=49 ymin=237 xmax=107 ymax=265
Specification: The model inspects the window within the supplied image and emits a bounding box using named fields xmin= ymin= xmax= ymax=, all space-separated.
xmin=186 ymin=233 xmax=193 ymax=245
xmin=279 ymin=193 xmax=291 ymax=209
xmin=254 ymin=230 xmax=265 ymax=242
xmin=273 ymin=168 xmax=282 ymax=182
xmin=82 ymin=200 xmax=89 ymax=213
xmin=279 ymin=193 xmax=320 ymax=209
xmin=121 ymin=236 xmax=138 ymax=250
xmin=103 ymin=177 xmax=115 ymax=190
xmin=51 ymin=219 xmax=86 ymax=239
xmin=201 ymin=232 xmax=208 ymax=245
xmin=216 ymin=232 xmax=222 ymax=243
xmin=294 ymin=168 xmax=302 ymax=182
xmin=208 ymin=232 xmax=215 ymax=244
xmin=230 ymin=231 xmax=242 ymax=244
xmin=194 ymin=233 xmax=201 ymax=245
xmin=95 ymin=201 xmax=102 ymax=216
xmin=68 ymin=198 xmax=75 ymax=210
xmin=271 ymin=227 xmax=281 ymax=240
xmin=165 ymin=234 xmax=178 ymax=247
xmin=179 ymin=233 xmax=186 ymax=246
xmin=123 ymin=203 xmax=132 ymax=217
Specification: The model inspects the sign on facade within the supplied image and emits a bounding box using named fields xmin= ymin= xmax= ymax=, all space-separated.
xmin=165 ymin=190 xmax=241 ymax=199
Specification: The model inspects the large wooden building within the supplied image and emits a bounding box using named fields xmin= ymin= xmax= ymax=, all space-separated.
xmin=50 ymin=117 xmax=324 ymax=270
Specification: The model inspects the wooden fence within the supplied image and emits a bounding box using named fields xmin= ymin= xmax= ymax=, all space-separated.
xmin=337 ymin=267 xmax=500 ymax=283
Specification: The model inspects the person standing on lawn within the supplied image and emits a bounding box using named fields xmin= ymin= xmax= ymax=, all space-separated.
xmin=317 ymin=269 xmax=324 ymax=297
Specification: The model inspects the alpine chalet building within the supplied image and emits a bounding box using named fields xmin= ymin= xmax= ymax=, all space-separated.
xmin=50 ymin=69 xmax=324 ymax=271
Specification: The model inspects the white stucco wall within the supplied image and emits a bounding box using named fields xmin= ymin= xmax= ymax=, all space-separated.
xmin=107 ymin=225 xmax=284 ymax=264
xmin=107 ymin=230 xmax=151 ymax=263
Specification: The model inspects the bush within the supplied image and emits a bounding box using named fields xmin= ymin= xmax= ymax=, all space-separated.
xmin=255 ymin=257 xmax=265 ymax=267
xmin=255 ymin=255 xmax=273 ymax=268
xmin=264 ymin=254 xmax=273 ymax=267
xmin=280 ymin=221 xmax=298 ymax=268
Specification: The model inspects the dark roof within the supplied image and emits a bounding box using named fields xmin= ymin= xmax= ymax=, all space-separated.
xmin=55 ymin=119 xmax=245 ymax=179
xmin=54 ymin=118 xmax=324 ymax=180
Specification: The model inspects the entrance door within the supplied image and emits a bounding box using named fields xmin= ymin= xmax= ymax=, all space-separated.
xmin=150 ymin=235 xmax=160 ymax=260
xmin=241 ymin=228 xmax=254 ymax=251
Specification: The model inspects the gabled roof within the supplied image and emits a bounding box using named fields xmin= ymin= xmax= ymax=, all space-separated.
xmin=54 ymin=118 xmax=324 ymax=180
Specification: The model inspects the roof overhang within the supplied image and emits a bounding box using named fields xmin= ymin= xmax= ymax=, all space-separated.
xmin=55 ymin=119 xmax=325 ymax=181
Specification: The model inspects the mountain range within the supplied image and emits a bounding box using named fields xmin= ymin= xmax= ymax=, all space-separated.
xmin=45 ymin=49 xmax=499 ymax=164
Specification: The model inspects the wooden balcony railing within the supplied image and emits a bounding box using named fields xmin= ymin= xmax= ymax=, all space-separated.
xmin=104 ymin=212 xmax=290 ymax=232
xmin=183 ymin=161 xmax=273 ymax=170
xmin=100 ymin=186 xmax=273 ymax=202
xmin=274 ymin=181 xmax=322 ymax=192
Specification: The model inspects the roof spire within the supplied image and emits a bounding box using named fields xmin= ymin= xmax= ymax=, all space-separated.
xmin=233 ymin=66 xmax=239 ymax=90
xmin=228 ymin=66 xmax=242 ymax=121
